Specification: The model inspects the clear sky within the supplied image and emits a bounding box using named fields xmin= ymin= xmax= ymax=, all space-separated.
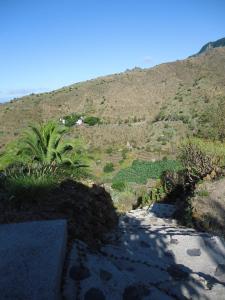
xmin=0 ymin=0 xmax=225 ymax=102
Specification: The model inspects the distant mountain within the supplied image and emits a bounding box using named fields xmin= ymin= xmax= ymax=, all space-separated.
xmin=192 ymin=37 xmax=225 ymax=57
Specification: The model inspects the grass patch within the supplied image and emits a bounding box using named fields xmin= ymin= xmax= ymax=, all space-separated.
xmin=5 ymin=174 xmax=57 ymax=204
xmin=197 ymin=189 xmax=209 ymax=197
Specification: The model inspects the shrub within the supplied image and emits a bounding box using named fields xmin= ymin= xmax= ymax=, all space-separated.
xmin=63 ymin=113 xmax=81 ymax=127
xmin=106 ymin=147 xmax=113 ymax=155
xmin=103 ymin=162 xmax=114 ymax=173
xmin=184 ymin=138 xmax=225 ymax=166
xmin=179 ymin=139 xmax=220 ymax=180
xmin=150 ymin=184 xmax=166 ymax=202
xmin=161 ymin=169 xmax=191 ymax=198
xmin=197 ymin=189 xmax=209 ymax=197
xmin=84 ymin=116 xmax=100 ymax=126
xmin=122 ymin=148 xmax=128 ymax=160
xmin=111 ymin=181 xmax=126 ymax=192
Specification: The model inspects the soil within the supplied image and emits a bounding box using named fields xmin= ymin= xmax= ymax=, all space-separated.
xmin=192 ymin=177 xmax=225 ymax=238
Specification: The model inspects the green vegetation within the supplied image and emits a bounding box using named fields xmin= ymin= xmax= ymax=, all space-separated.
xmin=111 ymin=181 xmax=126 ymax=192
xmin=179 ymin=138 xmax=224 ymax=179
xmin=106 ymin=147 xmax=113 ymax=155
xmin=63 ymin=113 xmax=81 ymax=127
xmin=103 ymin=162 xmax=114 ymax=173
xmin=197 ymin=189 xmax=209 ymax=197
xmin=63 ymin=113 xmax=101 ymax=127
xmin=17 ymin=121 xmax=74 ymax=164
xmin=0 ymin=121 xmax=89 ymax=208
xmin=113 ymin=159 xmax=183 ymax=184
xmin=197 ymin=97 xmax=225 ymax=141
xmin=84 ymin=116 xmax=100 ymax=126
xmin=2 ymin=163 xmax=58 ymax=203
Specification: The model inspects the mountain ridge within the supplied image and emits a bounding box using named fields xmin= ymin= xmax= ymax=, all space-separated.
xmin=191 ymin=37 xmax=225 ymax=57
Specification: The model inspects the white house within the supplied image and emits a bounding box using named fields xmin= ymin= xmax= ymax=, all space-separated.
xmin=76 ymin=116 xmax=84 ymax=126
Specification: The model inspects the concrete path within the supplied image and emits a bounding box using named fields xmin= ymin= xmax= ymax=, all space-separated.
xmin=0 ymin=220 xmax=67 ymax=300
xmin=64 ymin=204 xmax=225 ymax=300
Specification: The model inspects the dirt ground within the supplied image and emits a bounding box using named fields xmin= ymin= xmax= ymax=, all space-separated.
xmin=192 ymin=177 xmax=225 ymax=238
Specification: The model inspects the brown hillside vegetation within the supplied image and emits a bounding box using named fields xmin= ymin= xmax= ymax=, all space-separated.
xmin=0 ymin=47 xmax=225 ymax=152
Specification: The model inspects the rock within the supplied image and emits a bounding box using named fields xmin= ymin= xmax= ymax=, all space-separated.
xmin=186 ymin=248 xmax=201 ymax=256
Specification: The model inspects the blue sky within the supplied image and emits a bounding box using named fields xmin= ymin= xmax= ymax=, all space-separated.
xmin=0 ymin=0 xmax=225 ymax=102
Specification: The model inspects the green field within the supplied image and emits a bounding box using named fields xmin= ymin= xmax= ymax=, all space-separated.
xmin=113 ymin=159 xmax=183 ymax=184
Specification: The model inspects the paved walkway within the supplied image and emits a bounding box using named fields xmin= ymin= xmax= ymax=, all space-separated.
xmin=64 ymin=204 xmax=225 ymax=300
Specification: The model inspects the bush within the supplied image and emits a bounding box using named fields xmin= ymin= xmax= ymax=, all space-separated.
xmin=122 ymin=148 xmax=128 ymax=160
xmin=63 ymin=113 xmax=81 ymax=127
xmin=106 ymin=147 xmax=113 ymax=155
xmin=103 ymin=162 xmax=114 ymax=173
xmin=111 ymin=181 xmax=126 ymax=192
xmin=179 ymin=139 xmax=220 ymax=180
xmin=84 ymin=116 xmax=100 ymax=126
xmin=184 ymin=138 xmax=225 ymax=166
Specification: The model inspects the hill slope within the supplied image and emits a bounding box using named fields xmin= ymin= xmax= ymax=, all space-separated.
xmin=0 ymin=47 xmax=225 ymax=153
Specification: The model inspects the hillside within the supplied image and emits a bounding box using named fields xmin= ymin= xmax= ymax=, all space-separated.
xmin=0 ymin=47 xmax=225 ymax=155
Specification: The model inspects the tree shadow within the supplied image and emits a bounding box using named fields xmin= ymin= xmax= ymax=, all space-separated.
xmin=0 ymin=179 xmax=118 ymax=249
xmin=64 ymin=208 xmax=225 ymax=299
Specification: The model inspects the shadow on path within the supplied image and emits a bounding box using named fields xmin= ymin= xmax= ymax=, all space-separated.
xmin=64 ymin=209 xmax=225 ymax=300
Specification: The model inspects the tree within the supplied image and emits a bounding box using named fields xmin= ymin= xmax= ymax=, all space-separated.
xmin=18 ymin=121 xmax=73 ymax=164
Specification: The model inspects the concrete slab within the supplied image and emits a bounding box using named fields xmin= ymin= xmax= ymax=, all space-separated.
xmin=0 ymin=219 xmax=67 ymax=300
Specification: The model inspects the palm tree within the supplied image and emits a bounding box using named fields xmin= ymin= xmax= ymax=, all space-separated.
xmin=18 ymin=121 xmax=73 ymax=164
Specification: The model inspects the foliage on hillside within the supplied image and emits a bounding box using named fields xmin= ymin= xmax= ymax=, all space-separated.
xmin=197 ymin=97 xmax=225 ymax=141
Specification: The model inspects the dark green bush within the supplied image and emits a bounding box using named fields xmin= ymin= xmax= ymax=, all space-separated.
xmin=103 ymin=162 xmax=114 ymax=173
xmin=63 ymin=113 xmax=81 ymax=127
xmin=111 ymin=181 xmax=126 ymax=192
xmin=84 ymin=116 xmax=100 ymax=126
